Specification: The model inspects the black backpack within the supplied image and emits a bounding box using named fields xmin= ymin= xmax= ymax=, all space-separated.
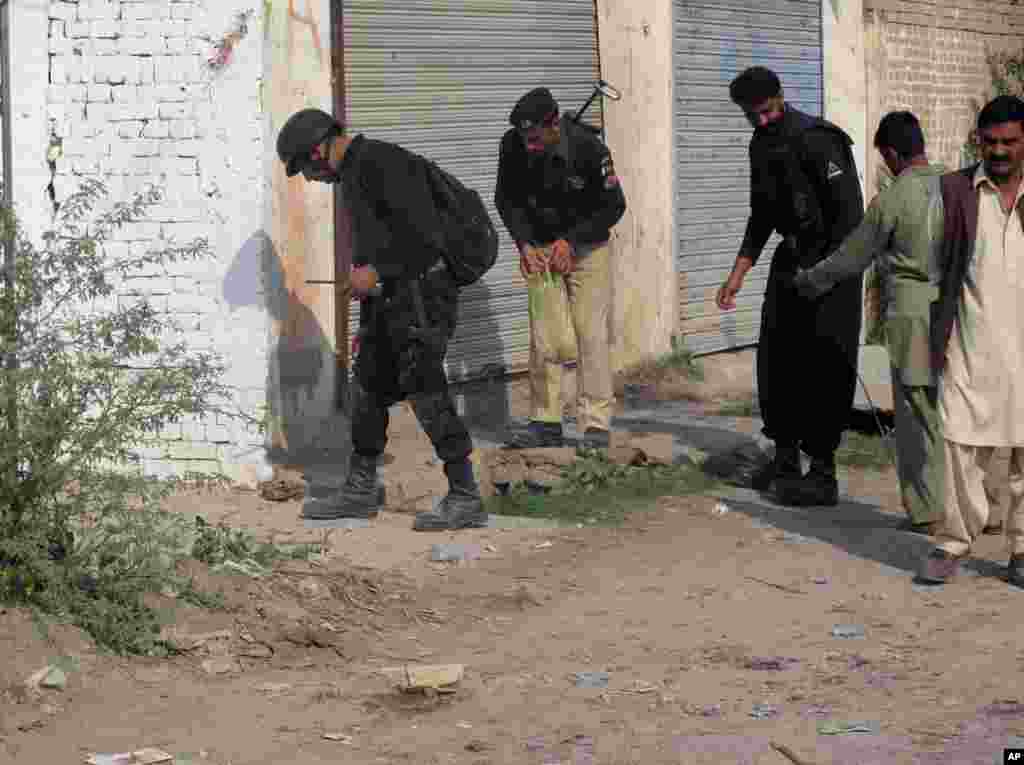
xmin=423 ymin=162 xmax=498 ymax=288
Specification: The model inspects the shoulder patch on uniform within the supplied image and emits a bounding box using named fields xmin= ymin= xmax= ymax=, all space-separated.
xmin=827 ymin=161 xmax=844 ymax=180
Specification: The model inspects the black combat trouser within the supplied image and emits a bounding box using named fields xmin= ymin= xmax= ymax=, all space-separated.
xmin=757 ymin=240 xmax=863 ymax=461
xmin=350 ymin=267 xmax=473 ymax=465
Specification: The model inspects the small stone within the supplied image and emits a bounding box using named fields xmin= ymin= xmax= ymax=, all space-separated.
xmin=431 ymin=544 xmax=481 ymax=562
xmin=322 ymin=733 xmax=353 ymax=743
xmin=750 ymin=703 xmax=779 ymax=719
xmin=256 ymin=682 xmax=292 ymax=695
xmin=573 ymin=671 xmax=609 ymax=689
xmin=831 ymin=624 xmax=866 ymax=639
xmin=200 ymin=658 xmax=240 ymax=675
xmin=238 ymin=643 xmax=273 ymax=659
xmin=381 ymin=663 xmax=464 ymax=692
xmin=26 ymin=665 xmax=67 ymax=692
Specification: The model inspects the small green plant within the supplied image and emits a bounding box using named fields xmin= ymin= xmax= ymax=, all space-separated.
xmin=191 ymin=516 xmax=319 ymax=570
xmin=485 ymin=452 xmax=717 ymax=526
xmin=835 ymin=431 xmax=895 ymax=471
xmin=655 ymin=335 xmax=704 ymax=380
xmin=715 ymin=398 xmax=759 ymax=417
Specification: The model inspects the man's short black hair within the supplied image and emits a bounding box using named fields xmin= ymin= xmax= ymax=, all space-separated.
xmin=977 ymin=94 xmax=1024 ymax=131
xmin=873 ymin=111 xmax=925 ymax=159
xmin=729 ymin=66 xmax=782 ymax=106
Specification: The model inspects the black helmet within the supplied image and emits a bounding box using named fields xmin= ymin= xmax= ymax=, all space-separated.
xmin=276 ymin=108 xmax=341 ymax=177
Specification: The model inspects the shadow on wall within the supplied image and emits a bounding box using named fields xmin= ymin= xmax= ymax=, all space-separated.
xmin=222 ymin=229 xmax=337 ymax=465
xmin=445 ymin=277 xmax=511 ymax=443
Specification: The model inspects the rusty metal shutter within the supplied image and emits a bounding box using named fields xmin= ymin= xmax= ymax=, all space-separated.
xmin=673 ymin=0 xmax=823 ymax=355
xmin=342 ymin=0 xmax=602 ymax=381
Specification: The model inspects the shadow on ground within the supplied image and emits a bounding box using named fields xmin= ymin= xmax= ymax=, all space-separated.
xmin=608 ymin=401 xmax=1012 ymax=585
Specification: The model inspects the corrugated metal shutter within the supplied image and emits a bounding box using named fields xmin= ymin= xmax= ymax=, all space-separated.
xmin=673 ymin=0 xmax=822 ymax=355
xmin=342 ymin=0 xmax=602 ymax=382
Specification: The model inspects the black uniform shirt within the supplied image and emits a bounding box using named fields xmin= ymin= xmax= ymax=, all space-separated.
xmin=739 ymin=105 xmax=864 ymax=269
xmin=339 ymin=134 xmax=446 ymax=282
xmin=494 ymin=115 xmax=626 ymax=249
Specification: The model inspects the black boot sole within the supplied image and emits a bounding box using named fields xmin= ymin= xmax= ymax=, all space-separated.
xmin=412 ymin=516 xmax=489 ymax=532
xmin=302 ymin=486 xmax=385 ymax=521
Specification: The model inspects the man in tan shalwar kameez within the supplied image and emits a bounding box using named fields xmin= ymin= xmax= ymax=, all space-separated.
xmin=923 ymin=95 xmax=1024 ymax=587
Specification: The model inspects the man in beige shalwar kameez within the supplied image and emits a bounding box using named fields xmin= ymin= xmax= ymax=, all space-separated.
xmin=923 ymin=95 xmax=1024 ymax=587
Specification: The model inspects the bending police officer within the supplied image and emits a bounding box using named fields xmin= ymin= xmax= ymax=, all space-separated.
xmin=716 ymin=66 xmax=865 ymax=506
xmin=275 ymin=108 xmax=487 ymax=532
xmin=494 ymin=87 xmax=627 ymax=450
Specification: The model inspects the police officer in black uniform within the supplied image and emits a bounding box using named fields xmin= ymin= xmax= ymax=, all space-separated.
xmin=275 ymin=108 xmax=487 ymax=531
xmin=494 ymin=87 xmax=626 ymax=449
xmin=716 ymin=67 xmax=865 ymax=506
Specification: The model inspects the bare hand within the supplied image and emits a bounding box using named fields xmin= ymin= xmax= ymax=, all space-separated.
xmin=549 ymin=239 xmax=574 ymax=274
xmin=519 ymin=245 xmax=547 ymax=280
xmin=716 ymin=271 xmax=744 ymax=311
xmin=350 ymin=265 xmax=379 ymax=298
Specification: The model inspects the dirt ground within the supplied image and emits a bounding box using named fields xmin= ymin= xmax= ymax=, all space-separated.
xmin=3 ymin=351 xmax=1024 ymax=765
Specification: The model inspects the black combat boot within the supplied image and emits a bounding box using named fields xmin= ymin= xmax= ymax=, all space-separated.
xmin=750 ymin=443 xmax=801 ymax=492
xmin=504 ymin=420 xmax=565 ymax=449
xmin=776 ymin=455 xmax=839 ymax=507
xmin=301 ymin=453 xmax=384 ymax=520
xmin=413 ymin=460 xmax=488 ymax=531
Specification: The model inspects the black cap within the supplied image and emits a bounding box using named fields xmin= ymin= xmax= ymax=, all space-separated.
xmin=276 ymin=108 xmax=341 ymax=177
xmin=509 ymin=88 xmax=559 ymax=130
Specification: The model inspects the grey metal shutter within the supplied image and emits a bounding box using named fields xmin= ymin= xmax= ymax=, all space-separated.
xmin=673 ymin=0 xmax=822 ymax=355
xmin=342 ymin=0 xmax=602 ymax=381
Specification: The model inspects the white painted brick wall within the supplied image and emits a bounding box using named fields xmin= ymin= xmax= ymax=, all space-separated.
xmin=40 ymin=0 xmax=272 ymax=482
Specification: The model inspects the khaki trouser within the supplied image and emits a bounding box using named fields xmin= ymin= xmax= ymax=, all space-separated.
xmin=529 ymin=242 xmax=613 ymax=432
xmin=892 ymin=378 xmax=944 ymax=525
xmin=936 ymin=441 xmax=1024 ymax=557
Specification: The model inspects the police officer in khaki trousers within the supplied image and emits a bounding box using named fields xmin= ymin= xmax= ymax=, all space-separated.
xmin=494 ymin=87 xmax=627 ymax=449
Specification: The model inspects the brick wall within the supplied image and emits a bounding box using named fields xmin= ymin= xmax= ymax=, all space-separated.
xmin=45 ymin=0 xmax=271 ymax=484
xmin=864 ymin=1 xmax=1024 ymax=195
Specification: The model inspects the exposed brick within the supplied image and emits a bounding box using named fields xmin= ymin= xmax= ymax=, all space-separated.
xmin=91 ymin=20 xmax=121 ymax=39
xmin=136 ymin=57 xmax=155 ymax=85
xmin=68 ymin=22 xmax=92 ymax=38
xmin=50 ymin=55 xmax=69 ymax=85
xmin=49 ymin=4 xmax=77 ymax=22
xmin=153 ymin=84 xmax=189 ymax=102
xmin=78 ymin=0 xmax=117 ymax=21
xmin=168 ymin=119 xmax=197 ymax=140
xmin=165 ymin=36 xmax=190 ymax=54
xmin=86 ymin=83 xmax=112 ymax=103
xmin=122 ymin=4 xmax=155 ymax=21
xmin=170 ymin=157 xmax=198 ymax=176
xmin=71 ymin=159 xmax=102 ymax=175
xmin=157 ymin=102 xmax=194 ymax=120
xmin=163 ymin=20 xmax=188 ymax=38
xmin=141 ymin=120 xmax=170 ymax=139
xmin=111 ymin=84 xmax=137 ymax=104
xmin=117 ymin=36 xmax=159 ymax=55
xmin=92 ymin=38 xmax=117 ymax=55
xmin=127 ymin=139 xmax=160 ymax=157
